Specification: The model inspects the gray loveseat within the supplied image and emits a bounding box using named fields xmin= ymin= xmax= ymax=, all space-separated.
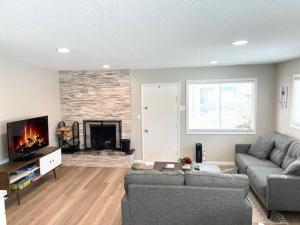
xmin=235 ymin=131 xmax=300 ymax=217
xmin=122 ymin=170 xmax=252 ymax=225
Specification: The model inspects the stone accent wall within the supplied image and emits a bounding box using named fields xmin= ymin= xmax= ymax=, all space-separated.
xmin=59 ymin=70 xmax=131 ymax=149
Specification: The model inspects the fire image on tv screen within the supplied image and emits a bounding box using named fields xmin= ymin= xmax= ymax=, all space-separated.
xmin=7 ymin=116 xmax=49 ymax=160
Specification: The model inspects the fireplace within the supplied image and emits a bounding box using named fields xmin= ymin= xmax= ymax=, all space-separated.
xmin=83 ymin=120 xmax=122 ymax=150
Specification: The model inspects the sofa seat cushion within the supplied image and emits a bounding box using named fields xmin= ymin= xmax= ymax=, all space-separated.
xmin=269 ymin=132 xmax=294 ymax=167
xmin=235 ymin=153 xmax=278 ymax=173
xmin=282 ymin=141 xmax=300 ymax=169
xmin=124 ymin=170 xmax=184 ymax=192
xmin=185 ymin=171 xmax=249 ymax=197
xmin=247 ymin=166 xmax=283 ymax=204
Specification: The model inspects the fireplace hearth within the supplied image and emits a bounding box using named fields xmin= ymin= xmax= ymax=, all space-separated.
xmin=83 ymin=120 xmax=121 ymax=150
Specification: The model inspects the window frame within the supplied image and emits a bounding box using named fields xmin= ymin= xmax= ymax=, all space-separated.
xmin=291 ymin=74 xmax=300 ymax=130
xmin=186 ymin=78 xmax=257 ymax=135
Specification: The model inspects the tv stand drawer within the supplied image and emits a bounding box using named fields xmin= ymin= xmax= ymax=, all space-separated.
xmin=39 ymin=149 xmax=62 ymax=175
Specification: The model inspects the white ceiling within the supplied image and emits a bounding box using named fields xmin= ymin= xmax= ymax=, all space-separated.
xmin=1 ymin=0 xmax=300 ymax=70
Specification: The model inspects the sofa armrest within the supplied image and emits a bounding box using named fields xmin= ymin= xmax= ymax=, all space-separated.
xmin=266 ymin=175 xmax=300 ymax=212
xmin=121 ymin=195 xmax=130 ymax=225
xmin=235 ymin=144 xmax=251 ymax=154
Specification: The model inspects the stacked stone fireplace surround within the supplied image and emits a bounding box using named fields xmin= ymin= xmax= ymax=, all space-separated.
xmin=59 ymin=70 xmax=131 ymax=150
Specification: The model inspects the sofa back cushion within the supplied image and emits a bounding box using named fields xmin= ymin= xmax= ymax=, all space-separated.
xmin=185 ymin=171 xmax=249 ymax=197
xmin=269 ymin=132 xmax=294 ymax=166
xmin=124 ymin=170 xmax=184 ymax=192
xmin=248 ymin=136 xmax=275 ymax=159
xmin=282 ymin=141 xmax=300 ymax=169
xmin=283 ymin=160 xmax=300 ymax=176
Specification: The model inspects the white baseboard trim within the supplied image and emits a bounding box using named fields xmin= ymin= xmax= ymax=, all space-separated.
xmin=133 ymin=160 xmax=153 ymax=166
xmin=207 ymin=161 xmax=235 ymax=166
xmin=0 ymin=159 xmax=9 ymax=165
xmin=133 ymin=160 xmax=155 ymax=165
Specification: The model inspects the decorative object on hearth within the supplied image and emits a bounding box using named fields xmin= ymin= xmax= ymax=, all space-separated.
xmin=57 ymin=126 xmax=72 ymax=141
xmin=280 ymin=85 xmax=288 ymax=109
xmin=121 ymin=139 xmax=135 ymax=155
xmin=121 ymin=139 xmax=130 ymax=153
xmin=57 ymin=121 xmax=80 ymax=154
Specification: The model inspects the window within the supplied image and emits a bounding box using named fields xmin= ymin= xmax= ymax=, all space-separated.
xmin=186 ymin=79 xmax=256 ymax=134
xmin=291 ymin=75 xmax=300 ymax=129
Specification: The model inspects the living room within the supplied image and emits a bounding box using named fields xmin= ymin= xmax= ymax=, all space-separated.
xmin=0 ymin=1 xmax=300 ymax=225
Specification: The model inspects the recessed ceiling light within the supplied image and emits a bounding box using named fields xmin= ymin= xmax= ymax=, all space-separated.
xmin=56 ymin=48 xmax=70 ymax=54
xmin=232 ymin=40 xmax=248 ymax=46
xmin=209 ymin=60 xmax=219 ymax=64
xmin=102 ymin=64 xmax=111 ymax=69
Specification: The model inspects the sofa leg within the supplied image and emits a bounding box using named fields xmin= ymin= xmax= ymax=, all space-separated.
xmin=267 ymin=210 xmax=271 ymax=219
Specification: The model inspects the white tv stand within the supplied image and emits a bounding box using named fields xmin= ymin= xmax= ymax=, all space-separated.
xmin=0 ymin=147 xmax=62 ymax=205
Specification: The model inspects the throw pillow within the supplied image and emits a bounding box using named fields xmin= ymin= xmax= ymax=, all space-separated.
xmin=283 ymin=159 xmax=300 ymax=176
xmin=269 ymin=132 xmax=294 ymax=166
xmin=282 ymin=141 xmax=300 ymax=169
xmin=248 ymin=136 xmax=275 ymax=159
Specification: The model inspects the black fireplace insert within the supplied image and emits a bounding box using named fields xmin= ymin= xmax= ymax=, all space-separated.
xmin=83 ymin=120 xmax=122 ymax=150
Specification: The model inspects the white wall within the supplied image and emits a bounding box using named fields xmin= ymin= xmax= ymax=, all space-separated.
xmin=275 ymin=58 xmax=300 ymax=139
xmin=0 ymin=61 xmax=61 ymax=164
xmin=0 ymin=61 xmax=279 ymax=164
xmin=131 ymin=64 xmax=277 ymax=163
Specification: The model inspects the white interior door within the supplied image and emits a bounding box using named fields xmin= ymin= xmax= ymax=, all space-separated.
xmin=142 ymin=84 xmax=179 ymax=163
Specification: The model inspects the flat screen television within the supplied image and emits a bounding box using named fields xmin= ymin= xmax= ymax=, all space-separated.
xmin=7 ymin=116 xmax=49 ymax=161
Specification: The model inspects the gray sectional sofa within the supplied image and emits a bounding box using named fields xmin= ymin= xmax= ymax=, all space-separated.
xmin=122 ymin=170 xmax=252 ymax=225
xmin=235 ymin=131 xmax=300 ymax=217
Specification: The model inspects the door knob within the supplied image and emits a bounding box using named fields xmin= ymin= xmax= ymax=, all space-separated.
xmin=144 ymin=129 xmax=149 ymax=133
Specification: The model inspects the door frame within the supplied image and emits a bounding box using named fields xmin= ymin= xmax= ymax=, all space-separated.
xmin=141 ymin=83 xmax=181 ymax=163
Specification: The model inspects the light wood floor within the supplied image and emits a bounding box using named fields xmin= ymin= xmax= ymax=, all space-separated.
xmin=6 ymin=166 xmax=128 ymax=225
xmin=5 ymin=165 xmax=300 ymax=225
